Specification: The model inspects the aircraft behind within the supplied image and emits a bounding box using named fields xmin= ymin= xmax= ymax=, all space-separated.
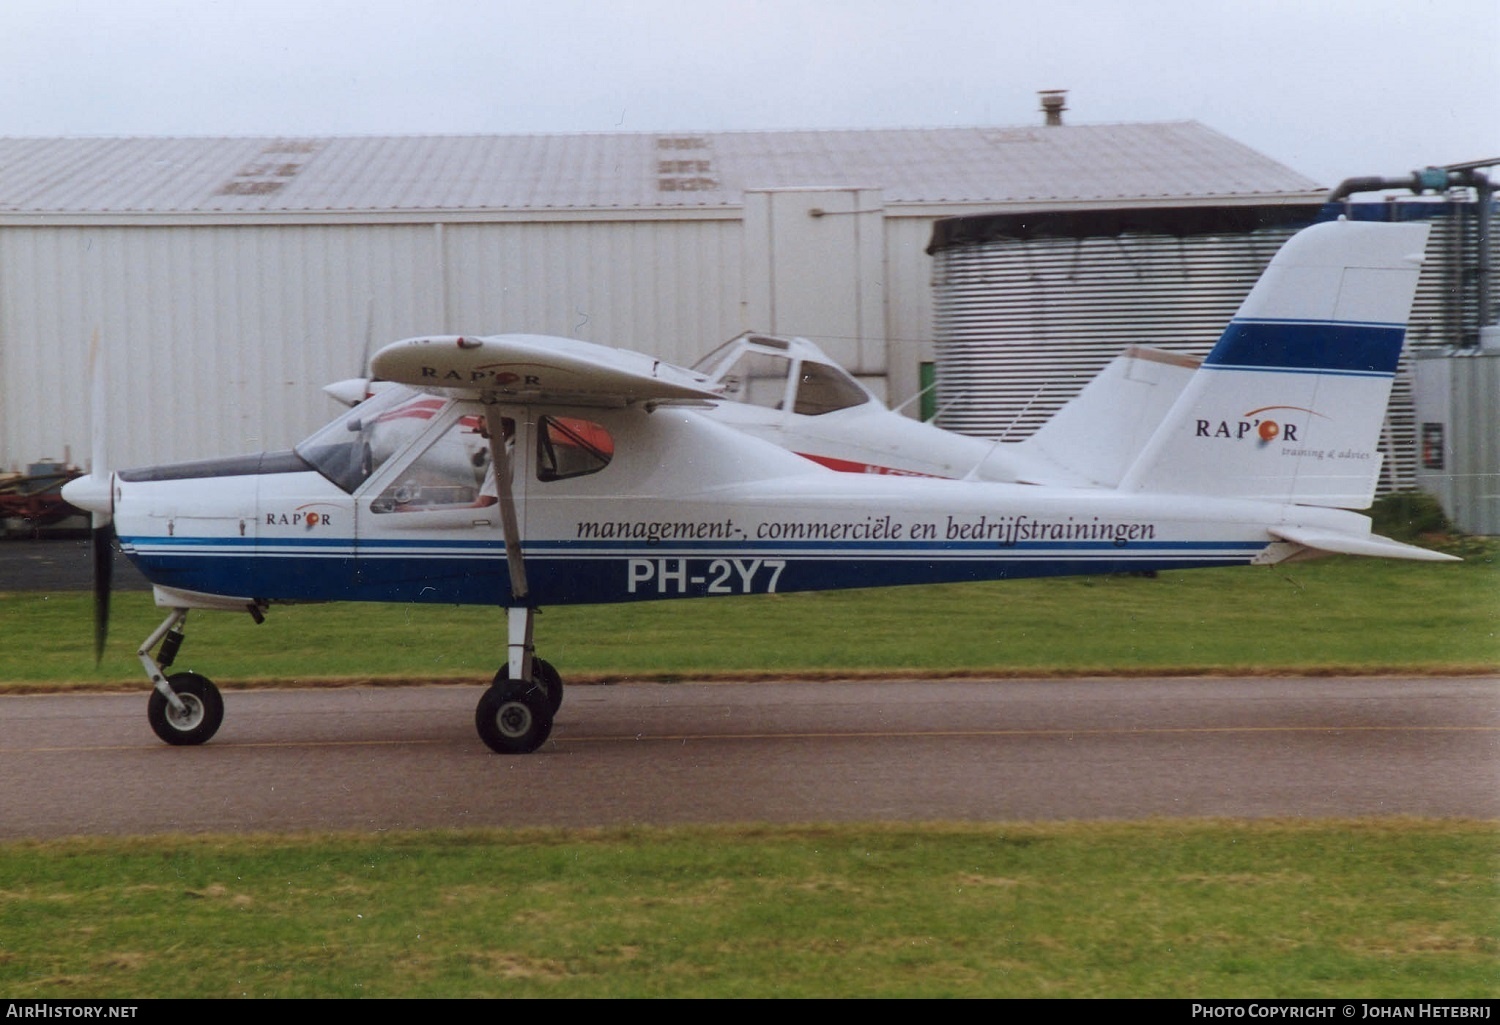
xmin=691 ymin=331 xmax=1202 ymax=488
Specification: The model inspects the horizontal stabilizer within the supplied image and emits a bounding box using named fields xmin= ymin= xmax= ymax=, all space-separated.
xmin=372 ymin=334 xmax=723 ymax=406
xmin=1269 ymin=526 xmax=1460 ymax=562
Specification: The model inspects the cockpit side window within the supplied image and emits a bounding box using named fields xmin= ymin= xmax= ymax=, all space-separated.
xmin=537 ymin=416 xmax=613 ymax=482
xmin=718 ymin=351 xmax=792 ymax=409
xmin=369 ymin=412 xmax=502 ymax=513
xmin=793 ymin=362 xmax=871 ymax=415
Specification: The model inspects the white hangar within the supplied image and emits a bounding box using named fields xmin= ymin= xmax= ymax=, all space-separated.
xmin=0 ymin=119 xmax=1322 ymax=471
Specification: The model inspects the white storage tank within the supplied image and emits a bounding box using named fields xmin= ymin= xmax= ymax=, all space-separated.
xmin=927 ymin=202 xmax=1487 ymax=498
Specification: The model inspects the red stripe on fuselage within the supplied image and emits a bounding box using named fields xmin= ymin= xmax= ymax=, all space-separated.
xmin=795 ymin=453 xmax=942 ymax=478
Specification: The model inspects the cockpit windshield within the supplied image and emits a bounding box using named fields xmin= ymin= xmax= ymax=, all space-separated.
xmin=693 ymin=333 xmax=872 ymax=416
xmin=690 ymin=333 xmax=790 ymax=375
xmin=793 ymin=361 xmax=871 ymax=415
xmin=295 ymin=387 xmax=452 ymax=494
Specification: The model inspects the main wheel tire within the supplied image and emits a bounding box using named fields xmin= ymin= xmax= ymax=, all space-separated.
xmin=475 ymin=677 xmax=554 ymax=754
xmin=146 ymin=671 xmax=224 ymax=746
xmin=532 ymin=657 xmax=564 ymax=716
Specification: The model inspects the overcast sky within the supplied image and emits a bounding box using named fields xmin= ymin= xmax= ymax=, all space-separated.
xmin=1 ymin=0 xmax=1494 ymax=188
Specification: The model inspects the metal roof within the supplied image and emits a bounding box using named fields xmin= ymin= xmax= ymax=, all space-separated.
xmin=0 ymin=123 xmax=1320 ymax=216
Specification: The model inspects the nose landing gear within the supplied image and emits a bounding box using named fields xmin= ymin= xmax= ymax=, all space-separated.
xmin=138 ymin=608 xmax=225 ymax=746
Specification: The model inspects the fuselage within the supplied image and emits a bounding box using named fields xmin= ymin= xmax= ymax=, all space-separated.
xmin=104 ymin=386 xmax=1366 ymax=608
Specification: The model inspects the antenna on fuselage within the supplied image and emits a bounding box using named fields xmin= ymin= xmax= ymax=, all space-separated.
xmin=890 ymin=378 xmax=939 ymax=419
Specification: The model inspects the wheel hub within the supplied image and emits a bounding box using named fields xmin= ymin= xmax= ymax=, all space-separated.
xmin=166 ymin=693 xmax=205 ymax=731
xmin=496 ymin=701 xmax=532 ymax=738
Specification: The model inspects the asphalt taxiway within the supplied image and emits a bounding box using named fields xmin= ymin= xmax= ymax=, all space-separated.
xmin=1 ymin=675 xmax=1494 ymax=838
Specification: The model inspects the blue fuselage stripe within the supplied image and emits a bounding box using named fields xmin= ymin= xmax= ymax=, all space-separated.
xmin=120 ymin=535 xmax=1265 ymax=607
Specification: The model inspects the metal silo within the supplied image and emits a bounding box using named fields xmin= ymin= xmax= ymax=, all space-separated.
xmin=928 ymin=202 xmax=1489 ymax=497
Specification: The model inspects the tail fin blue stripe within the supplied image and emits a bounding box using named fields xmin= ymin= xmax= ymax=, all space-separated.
xmin=1204 ymin=319 xmax=1407 ymax=376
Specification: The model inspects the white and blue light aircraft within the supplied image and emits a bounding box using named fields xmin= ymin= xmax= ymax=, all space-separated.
xmin=62 ymin=219 xmax=1455 ymax=754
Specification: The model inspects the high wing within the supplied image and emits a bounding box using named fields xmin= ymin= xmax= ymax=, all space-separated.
xmin=370 ymin=333 xmax=722 ymax=406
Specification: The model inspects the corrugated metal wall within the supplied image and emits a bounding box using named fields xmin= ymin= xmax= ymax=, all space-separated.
xmin=0 ymin=218 xmax=747 ymax=470
xmin=441 ymin=220 xmax=744 ymax=362
xmin=930 ymin=205 xmax=1493 ymax=495
xmin=1 ymin=224 xmax=443 ymax=468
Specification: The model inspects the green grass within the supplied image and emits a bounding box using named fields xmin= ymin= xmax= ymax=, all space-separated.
xmin=0 ymin=821 xmax=1493 ymax=998
xmin=2 ymin=521 xmax=1493 ymax=999
xmin=2 ymin=547 xmax=1495 ymax=688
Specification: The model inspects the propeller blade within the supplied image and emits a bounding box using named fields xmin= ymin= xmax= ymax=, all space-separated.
xmin=62 ymin=474 xmax=115 ymax=665
xmin=361 ymin=295 xmax=376 ymax=378
xmin=91 ymin=517 xmax=113 ymax=665
xmin=85 ymin=328 xmax=112 ymax=664
xmin=322 ymin=300 xmax=381 ymax=407
xmin=87 ymin=328 xmax=108 ymax=486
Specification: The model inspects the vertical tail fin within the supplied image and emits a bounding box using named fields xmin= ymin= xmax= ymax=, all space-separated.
xmin=1015 ymin=345 xmax=1200 ymax=487
xmin=1118 ymin=219 xmax=1430 ymax=509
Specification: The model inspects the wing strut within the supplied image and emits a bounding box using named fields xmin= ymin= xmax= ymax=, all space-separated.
xmin=483 ymin=402 xmax=535 ymax=683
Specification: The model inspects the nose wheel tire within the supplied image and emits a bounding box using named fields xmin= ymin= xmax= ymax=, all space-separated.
xmin=147 ymin=672 xmax=224 ymax=746
xmin=476 ymin=676 xmax=554 ymax=754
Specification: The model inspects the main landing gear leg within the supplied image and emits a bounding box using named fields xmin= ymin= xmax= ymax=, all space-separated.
xmin=472 ymin=401 xmax=561 ymax=755
xmin=507 ymin=604 xmax=534 ymax=685
xmin=475 ymin=605 xmax=559 ymax=754
xmin=506 ymin=604 xmax=564 ymax=715
xmin=138 ymin=608 xmax=224 ymax=746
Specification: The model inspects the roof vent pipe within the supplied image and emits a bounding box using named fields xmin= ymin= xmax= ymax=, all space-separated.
xmin=1038 ymin=90 xmax=1067 ymax=127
